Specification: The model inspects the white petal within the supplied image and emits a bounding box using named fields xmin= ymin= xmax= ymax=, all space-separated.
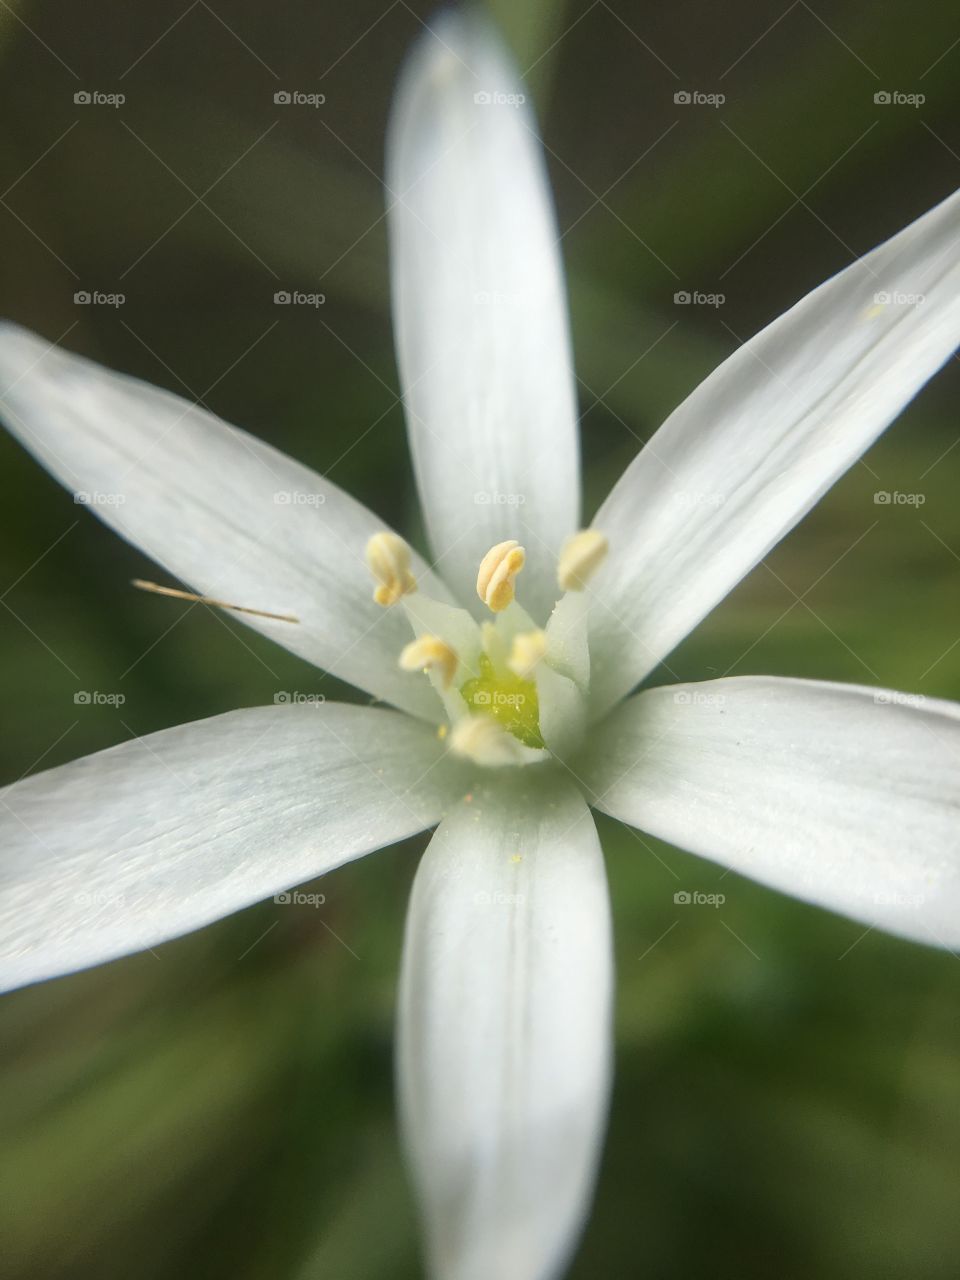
xmin=0 ymin=702 xmax=462 ymax=991
xmin=398 ymin=773 xmax=612 ymax=1280
xmin=536 ymin=662 xmax=586 ymax=761
xmin=588 ymin=188 xmax=960 ymax=713
xmin=583 ymin=676 xmax=960 ymax=946
xmin=545 ymin=590 xmax=590 ymax=689
xmin=387 ymin=12 xmax=579 ymax=621
xmin=0 ymin=324 xmax=453 ymax=720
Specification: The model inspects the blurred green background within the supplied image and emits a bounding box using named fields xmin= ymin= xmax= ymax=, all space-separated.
xmin=1 ymin=0 xmax=959 ymax=1276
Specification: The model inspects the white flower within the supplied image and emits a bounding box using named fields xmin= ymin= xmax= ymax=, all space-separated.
xmin=1 ymin=11 xmax=959 ymax=1280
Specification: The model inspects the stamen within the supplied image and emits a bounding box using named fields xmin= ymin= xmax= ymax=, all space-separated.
xmin=399 ymin=635 xmax=459 ymax=688
xmin=477 ymin=539 xmax=525 ymax=612
xmin=449 ymin=715 xmax=530 ymax=766
xmin=557 ymin=529 xmax=609 ymax=592
xmin=366 ymin=532 xmax=417 ymax=606
xmin=508 ymin=629 xmax=547 ymax=680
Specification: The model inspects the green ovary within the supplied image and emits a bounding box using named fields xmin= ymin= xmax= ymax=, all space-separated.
xmin=459 ymin=655 xmax=544 ymax=749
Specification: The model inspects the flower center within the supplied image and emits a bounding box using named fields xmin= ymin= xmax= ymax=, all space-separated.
xmin=459 ymin=654 xmax=543 ymax=748
xmin=366 ymin=528 xmax=609 ymax=766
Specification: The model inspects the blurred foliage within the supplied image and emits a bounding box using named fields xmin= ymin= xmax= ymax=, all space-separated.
xmin=0 ymin=0 xmax=959 ymax=1277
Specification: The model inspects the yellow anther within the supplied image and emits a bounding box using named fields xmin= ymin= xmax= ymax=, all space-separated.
xmin=366 ymin=532 xmax=417 ymax=606
xmin=399 ymin=635 xmax=459 ymax=688
xmin=449 ymin=715 xmax=528 ymax=766
xmin=508 ymin=629 xmax=547 ymax=680
xmin=477 ymin=539 xmax=526 ymax=612
xmin=557 ymin=529 xmax=609 ymax=592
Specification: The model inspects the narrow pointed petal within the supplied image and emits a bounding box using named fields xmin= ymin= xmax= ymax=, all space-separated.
xmin=387 ymin=12 xmax=579 ymax=620
xmin=398 ymin=773 xmax=612 ymax=1280
xmin=0 ymin=324 xmax=453 ymax=720
xmin=583 ymin=676 xmax=960 ymax=946
xmin=587 ymin=189 xmax=960 ymax=713
xmin=536 ymin=662 xmax=586 ymax=761
xmin=0 ymin=703 xmax=462 ymax=992
xmin=545 ymin=590 xmax=591 ymax=688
